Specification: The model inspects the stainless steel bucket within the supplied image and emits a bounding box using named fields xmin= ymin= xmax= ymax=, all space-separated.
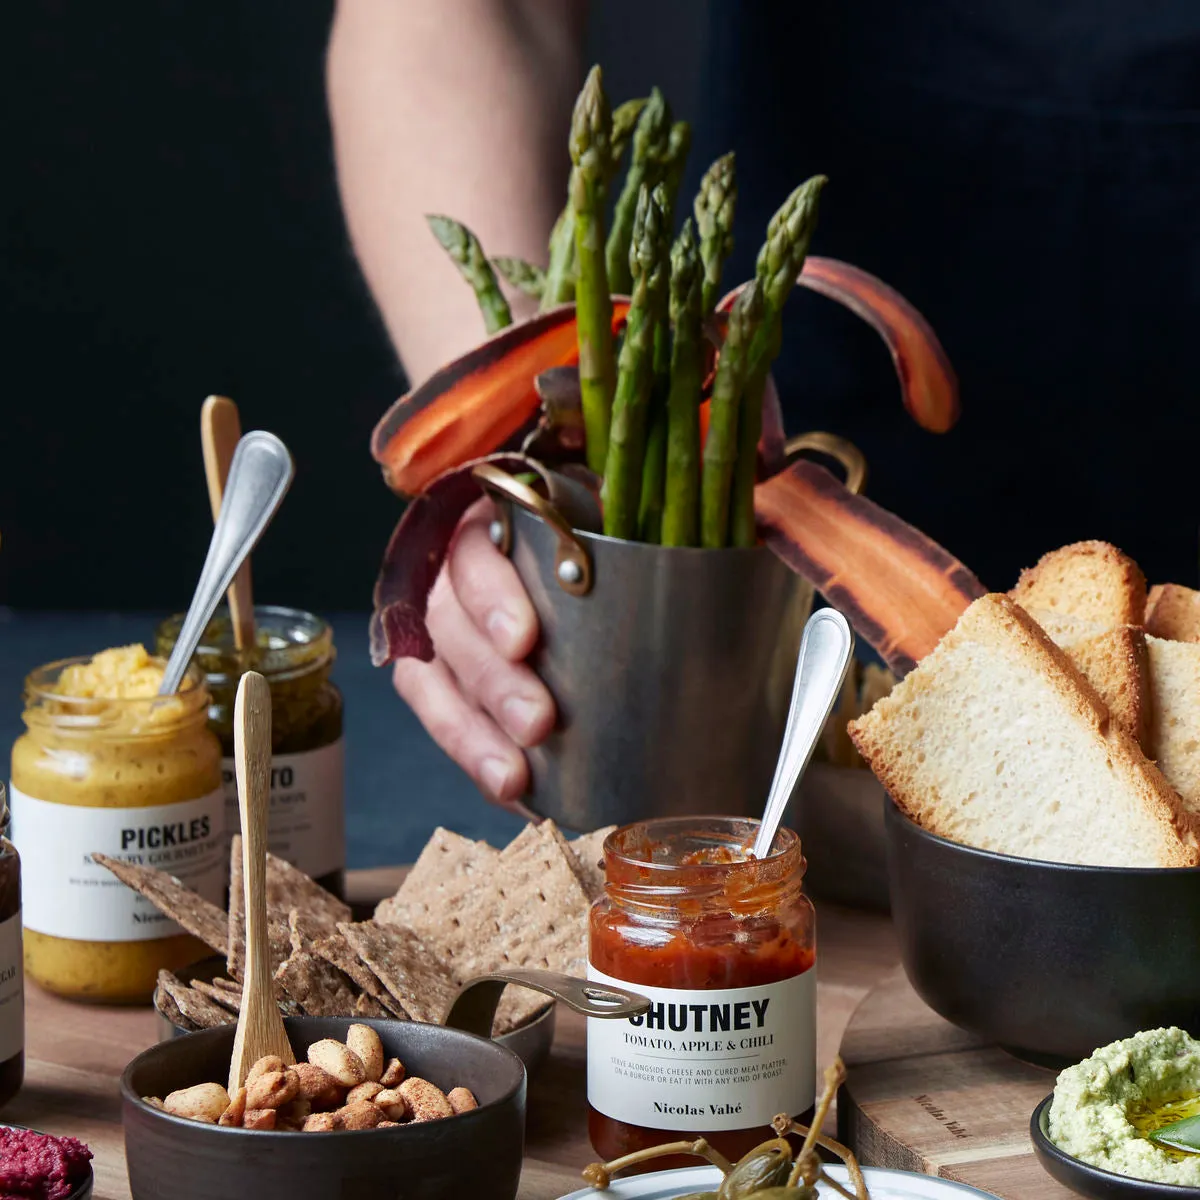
xmin=475 ymin=448 xmax=880 ymax=831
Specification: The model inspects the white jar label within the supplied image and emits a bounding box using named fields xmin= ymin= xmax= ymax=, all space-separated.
xmin=587 ymin=965 xmax=816 ymax=1131
xmin=9 ymin=784 xmax=226 ymax=941
xmin=0 ymin=910 xmax=22 ymax=1062
xmin=221 ymin=739 xmax=345 ymax=880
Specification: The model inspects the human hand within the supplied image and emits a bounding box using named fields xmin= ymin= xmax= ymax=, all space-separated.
xmin=392 ymin=497 xmax=555 ymax=811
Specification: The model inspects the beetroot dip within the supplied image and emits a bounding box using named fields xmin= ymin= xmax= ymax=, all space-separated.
xmin=0 ymin=1127 xmax=92 ymax=1200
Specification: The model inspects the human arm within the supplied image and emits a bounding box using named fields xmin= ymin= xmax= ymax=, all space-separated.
xmin=326 ymin=0 xmax=588 ymax=385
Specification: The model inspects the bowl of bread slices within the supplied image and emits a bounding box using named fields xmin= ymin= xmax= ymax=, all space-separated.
xmin=848 ymin=541 xmax=1200 ymax=1064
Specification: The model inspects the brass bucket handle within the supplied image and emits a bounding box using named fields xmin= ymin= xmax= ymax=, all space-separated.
xmin=783 ymin=431 xmax=868 ymax=496
xmin=472 ymin=462 xmax=594 ymax=596
xmin=445 ymin=968 xmax=650 ymax=1039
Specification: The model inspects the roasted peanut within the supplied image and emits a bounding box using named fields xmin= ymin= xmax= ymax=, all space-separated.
xmin=307 ymin=1039 xmax=367 ymax=1087
xmin=277 ymin=1097 xmax=312 ymax=1130
xmin=346 ymin=1080 xmax=384 ymax=1106
xmin=379 ymin=1057 xmax=406 ymax=1088
xmin=335 ymin=1100 xmax=382 ymax=1130
xmin=247 ymin=1068 xmax=300 ymax=1111
xmin=377 ymin=1119 xmax=400 ymax=1128
xmin=398 ymin=1077 xmax=453 ymax=1122
xmin=164 ymin=1082 xmax=230 ymax=1124
xmin=303 ymin=1111 xmax=339 ymax=1132
xmin=242 ymin=1108 xmax=278 ymax=1131
xmin=142 ymin=1096 xmax=165 ymax=1111
xmin=219 ymin=1086 xmax=248 ymax=1128
xmin=246 ymin=1055 xmax=285 ymax=1083
xmin=346 ymin=1024 xmax=384 ymax=1083
xmin=447 ymin=1087 xmax=478 ymax=1114
xmin=292 ymin=1062 xmax=343 ymax=1109
xmin=373 ymin=1086 xmax=408 ymax=1122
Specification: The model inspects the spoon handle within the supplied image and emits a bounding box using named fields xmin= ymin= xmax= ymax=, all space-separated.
xmin=752 ymin=607 xmax=854 ymax=860
xmin=159 ymin=431 xmax=293 ymax=695
xmin=228 ymin=671 xmax=295 ymax=1092
xmin=201 ymin=396 xmax=256 ymax=653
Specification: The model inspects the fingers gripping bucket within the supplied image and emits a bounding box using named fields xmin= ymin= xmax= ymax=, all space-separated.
xmin=473 ymin=452 xmax=864 ymax=830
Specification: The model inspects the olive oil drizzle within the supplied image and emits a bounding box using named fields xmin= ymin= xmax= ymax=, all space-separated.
xmin=1130 ymin=1095 xmax=1200 ymax=1159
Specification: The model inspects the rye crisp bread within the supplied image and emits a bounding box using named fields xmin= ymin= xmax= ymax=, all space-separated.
xmin=337 ymin=921 xmax=459 ymax=1025
xmin=568 ymin=827 xmax=613 ymax=903
xmin=274 ymin=951 xmax=360 ymax=1017
xmin=227 ymin=838 xmax=312 ymax=982
xmin=157 ymin=970 xmax=235 ymax=1029
xmin=154 ymin=978 xmax=199 ymax=1032
xmin=434 ymin=821 xmax=591 ymax=981
xmin=353 ymin=991 xmax=389 ymax=1019
xmin=374 ymin=828 xmax=499 ymax=932
xmin=189 ymin=978 xmax=241 ymax=1013
xmin=311 ymin=929 xmax=407 ymax=1018
xmin=93 ymin=854 xmax=227 ymax=955
xmin=492 ymin=988 xmax=553 ymax=1036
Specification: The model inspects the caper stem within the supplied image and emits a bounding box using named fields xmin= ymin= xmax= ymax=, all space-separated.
xmin=583 ymin=1138 xmax=732 ymax=1186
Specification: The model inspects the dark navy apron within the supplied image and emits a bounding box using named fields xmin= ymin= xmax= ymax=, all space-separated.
xmin=687 ymin=1 xmax=1200 ymax=590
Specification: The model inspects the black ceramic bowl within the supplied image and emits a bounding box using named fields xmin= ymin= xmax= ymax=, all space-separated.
xmin=1031 ymin=1094 xmax=1200 ymax=1198
xmin=0 ymin=1124 xmax=94 ymax=1199
xmin=122 ymin=1016 xmax=526 ymax=1200
xmin=885 ymin=801 xmax=1200 ymax=1064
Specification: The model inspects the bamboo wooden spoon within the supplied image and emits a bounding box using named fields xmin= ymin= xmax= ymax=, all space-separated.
xmin=201 ymin=395 xmax=256 ymax=651
xmin=228 ymin=670 xmax=295 ymax=1092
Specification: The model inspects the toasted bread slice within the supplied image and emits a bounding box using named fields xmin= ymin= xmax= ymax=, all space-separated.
xmin=848 ymin=594 xmax=1198 ymax=867
xmin=1147 ymin=635 xmax=1200 ymax=816
xmin=1024 ymin=609 xmax=1149 ymax=746
xmin=1010 ymin=540 xmax=1146 ymax=626
xmin=1146 ymin=584 xmax=1200 ymax=643
xmin=1011 ymin=542 xmax=1148 ymax=747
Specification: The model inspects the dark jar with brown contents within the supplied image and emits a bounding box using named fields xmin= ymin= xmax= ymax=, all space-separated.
xmin=156 ymin=605 xmax=345 ymax=897
xmin=0 ymin=786 xmax=24 ymax=1110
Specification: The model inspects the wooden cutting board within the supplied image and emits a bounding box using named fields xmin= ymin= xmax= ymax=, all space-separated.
xmin=838 ymin=966 xmax=1075 ymax=1199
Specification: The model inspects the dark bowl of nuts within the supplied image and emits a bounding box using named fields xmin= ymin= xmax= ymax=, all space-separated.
xmin=120 ymin=1016 xmax=526 ymax=1200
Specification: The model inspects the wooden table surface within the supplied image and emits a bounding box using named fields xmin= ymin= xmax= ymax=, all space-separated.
xmin=6 ymin=869 xmax=900 ymax=1200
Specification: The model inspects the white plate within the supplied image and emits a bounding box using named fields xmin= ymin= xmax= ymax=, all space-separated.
xmin=558 ymin=1163 xmax=1002 ymax=1199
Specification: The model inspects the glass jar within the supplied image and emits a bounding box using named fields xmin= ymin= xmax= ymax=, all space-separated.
xmin=0 ymin=787 xmax=23 ymax=1110
xmin=588 ymin=817 xmax=816 ymax=1167
xmin=155 ymin=605 xmax=345 ymax=896
xmin=11 ymin=651 xmax=225 ymax=1003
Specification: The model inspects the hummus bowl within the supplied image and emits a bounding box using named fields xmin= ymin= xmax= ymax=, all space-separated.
xmin=1032 ymin=1095 xmax=1200 ymax=1199
xmin=885 ymin=802 xmax=1200 ymax=1063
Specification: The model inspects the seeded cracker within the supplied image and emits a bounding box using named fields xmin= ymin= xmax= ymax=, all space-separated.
xmin=157 ymin=970 xmax=235 ymax=1029
xmin=337 ymin=921 xmax=459 ymax=1025
xmin=154 ymin=977 xmax=199 ymax=1032
xmin=274 ymin=951 xmax=360 ymax=1017
xmin=568 ymin=827 xmax=614 ymax=902
xmin=93 ymin=854 xmax=227 ymax=955
xmin=374 ymin=827 xmax=499 ymax=931
xmin=310 ymin=928 xmax=407 ymax=1018
xmin=189 ymin=978 xmax=241 ymax=1013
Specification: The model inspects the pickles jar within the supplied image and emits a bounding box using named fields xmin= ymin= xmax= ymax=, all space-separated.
xmin=10 ymin=647 xmax=225 ymax=1003
xmin=0 ymin=786 xmax=22 ymax=1109
xmin=156 ymin=605 xmax=345 ymax=896
xmin=588 ymin=817 xmax=817 ymax=1167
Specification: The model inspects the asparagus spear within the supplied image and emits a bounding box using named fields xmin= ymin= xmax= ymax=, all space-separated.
xmin=700 ymin=280 xmax=764 ymax=548
xmin=542 ymin=197 xmax=577 ymax=309
xmin=637 ymin=325 xmax=671 ymax=543
xmin=570 ymin=66 xmax=617 ymax=475
xmin=660 ymin=120 xmax=693 ymax=221
xmin=539 ymin=95 xmax=646 ymax=311
xmin=492 ymin=256 xmax=546 ymax=300
xmin=602 ymin=183 xmax=671 ymax=540
xmin=605 ymin=89 xmax=671 ymax=295
xmin=661 ymin=218 xmax=704 ymax=546
xmin=426 ymin=215 xmax=513 ymax=334
xmin=694 ymin=152 xmax=737 ymax=314
xmin=729 ymin=175 xmax=826 ymax=546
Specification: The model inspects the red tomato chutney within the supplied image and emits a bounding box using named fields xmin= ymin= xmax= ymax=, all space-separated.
xmin=587 ymin=817 xmax=816 ymax=1167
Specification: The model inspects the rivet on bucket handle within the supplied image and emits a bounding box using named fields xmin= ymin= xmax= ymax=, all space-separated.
xmin=783 ymin=431 xmax=868 ymax=496
xmin=472 ymin=462 xmax=594 ymax=596
xmin=444 ymin=968 xmax=650 ymax=1039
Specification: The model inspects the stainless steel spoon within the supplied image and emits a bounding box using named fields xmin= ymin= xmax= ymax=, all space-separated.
xmin=158 ymin=431 xmax=294 ymax=695
xmin=751 ymin=607 xmax=855 ymax=860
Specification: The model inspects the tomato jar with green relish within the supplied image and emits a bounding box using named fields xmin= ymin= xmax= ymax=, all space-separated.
xmin=0 ymin=785 xmax=23 ymax=1109
xmin=156 ymin=604 xmax=345 ymax=896
xmin=10 ymin=646 xmax=225 ymax=1003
